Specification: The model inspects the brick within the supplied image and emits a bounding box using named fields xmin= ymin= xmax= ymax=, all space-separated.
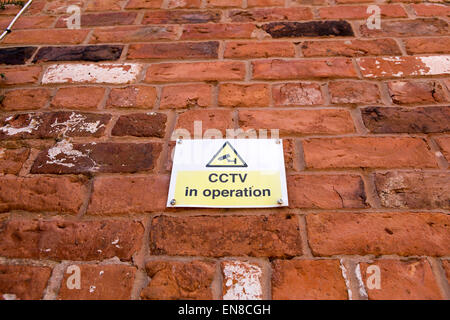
xmin=160 ymin=84 xmax=213 ymax=109
xmin=272 ymin=82 xmax=323 ymax=106
xmin=443 ymin=261 xmax=450 ymax=283
xmin=150 ymin=214 xmax=302 ymax=258
xmin=0 ymin=47 xmax=36 ymax=65
xmin=31 ymin=141 xmax=162 ymax=174
xmin=175 ymin=109 xmax=233 ymax=136
xmin=358 ymin=55 xmax=450 ymax=78
xmin=143 ymin=10 xmax=221 ymax=24
xmin=404 ymin=37 xmax=450 ymax=55
xmin=42 ymin=63 xmax=142 ymax=84
xmin=86 ymin=0 xmax=126 ymax=11
xmin=206 ymin=0 xmax=241 ymax=7
xmin=224 ymin=41 xmax=295 ymax=58
xmin=359 ymin=18 xmax=448 ymax=37
xmin=1 ymin=88 xmax=50 ymax=111
xmin=222 ymin=260 xmax=263 ymax=300
xmin=146 ymin=61 xmax=245 ymax=82
xmin=387 ymin=80 xmax=448 ymax=104
xmin=219 ymin=83 xmax=270 ymax=108
xmin=106 ymin=86 xmax=157 ymax=109
xmin=306 ymin=212 xmax=450 ymax=256
xmin=112 ymin=113 xmax=167 ymax=138
xmin=0 ymin=148 xmax=29 ymax=175
xmin=33 ymin=45 xmax=123 ymax=63
xmin=58 ymin=264 xmax=136 ymax=300
xmin=435 ymin=137 xmax=450 ymax=162
xmin=181 ymin=23 xmax=255 ymax=40
xmin=283 ymin=138 xmax=297 ymax=171
xmin=303 ymin=137 xmax=438 ymax=169
xmin=360 ymin=260 xmax=443 ymax=300
xmin=361 ymin=106 xmax=450 ymax=134
xmin=272 ymin=260 xmax=348 ymax=300
xmin=290 ymin=0 xmax=326 ymax=4
xmin=319 ymin=5 xmax=406 ymax=19
xmin=126 ymin=0 xmax=163 ymax=8
xmin=329 ymin=81 xmax=381 ymax=104
xmin=169 ymin=0 xmax=202 ymax=8
xmin=412 ymin=4 xmax=450 ymax=17
xmin=0 ymin=218 xmax=144 ymax=261
xmin=56 ymin=12 xmax=137 ymax=27
xmin=248 ymin=0 xmax=283 ymax=6
xmin=2 ymin=29 xmax=89 ymax=45
xmin=0 ymin=176 xmax=88 ymax=214
xmin=239 ymin=109 xmax=354 ymax=136
xmin=141 ymin=260 xmax=215 ymax=300
xmin=288 ymin=174 xmax=367 ymax=209
xmin=87 ymin=175 xmax=169 ymax=215
xmin=252 ymin=59 xmax=357 ymax=80
xmin=301 ymin=39 xmax=401 ymax=57
xmin=0 ymin=112 xmax=111 ymax=140
xmin=44 ymin=0 xmax=84 ymax=14
xmin=375 ymin=172 xmax=450 ymax=209
xmin=0 ymin=265 xmax=52 ymax=300
xmin=51 ymin=87 xmax=106 ymax=110
xmin=91 ymin=26 xmax=181 ymax=43
xmin=0 ymin=66 xmax=41 ymax=86
xmin=0 ymin=16 xmax=54 ymax=30
xmin=128 ymin=41 xmax=219 ymax=60
xmin=228 ymin=7 xmax=313 ymax=22
xmin=261 ymin=21 xmax=354 ymax=38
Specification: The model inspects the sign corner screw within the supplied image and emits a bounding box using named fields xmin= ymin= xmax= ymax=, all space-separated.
xmin=177 ymin=139 xmax=182 ymax=144
xmin=170 ymin=199 xmax=176 ymax=205
xmin=277 ymin=198 xmax=283 ymax=205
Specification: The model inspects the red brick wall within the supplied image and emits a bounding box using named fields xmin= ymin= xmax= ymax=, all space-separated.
xmin=0 ymin=0 xmax=449 ymax=300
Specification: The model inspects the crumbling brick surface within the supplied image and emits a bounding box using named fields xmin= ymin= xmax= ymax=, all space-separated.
xmin=0 ymin=0 xmax=449 ymax=300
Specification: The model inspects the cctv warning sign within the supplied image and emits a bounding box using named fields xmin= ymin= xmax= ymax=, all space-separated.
xmin=167 ymin=139 xmax=288 ymax=208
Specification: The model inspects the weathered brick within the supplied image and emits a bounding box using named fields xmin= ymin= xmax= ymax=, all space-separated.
xmin=361 ymin=106 xmax=450 ymax=133
xmin=219 ymin=83 xmax=270 ymax=108
xmin=56 ymin=12 xmax=137 ymax=27
xmin=146 ymin=61 xmax=245 ymax=82
xmin=306 ymin=212 xmax=450 ymax=256
xmin=248 ymin=0 xmax=283 ymax=6
xmin=319 ymin=5 xmax=406 ymax=19
xmin=0 ymin=47 xmax=36 ymax=65
xmin=228 ymin=7 xmax=313 ymax=22
xmin=33 ymin=45 xmax=123 ymax=63
xmin=141 ymin=260 xmax=215 ymax=300
xmin=91 ymin=26 xmax=181 ymax=43
xmin=224 ymin=41 xmax=295 ymax=58
xmin=442 ymin=260 xmax=450 ymax=284
xmin=151 ymin=214 xmax=302 ymax=258
xmin=126 ymin=0 xmax=163 ymax=9
xmin=329 ymin=81 xmax=381 ymax=104
xmin=359 ymin=18 xmax=448 ymax=37
xmin=2 ymin=29 xmax=89 ymax=45
xmin=169 ymin=0 xmax=202 ymax=8
xmin=375 ymin=172 xmax=450 ymax=209
xmin=58 ymin=264 xmax=136 ymax=300
xmin=143 ymin=10 xmax=221 ymax=24
xmin=288 ymin=174 xmax=367 ymax=209
xmin=128 ymin=41 xmax=219 ymax=60
xmin=0 ymin=66 xmax=41 ymax=86
xmin=175 ymin=109 xmax=233 ymax=136
xmin=112 ymin=113 xmax=167 ymax=138
xmin=106 ymin=86 xmax=157 ymax=109
xmin=239 ymin=109 xmax=354 ymax=136
xmin=0 ymin=15 xmax=54 ymax=30
xmin=222 ymin=260 xmax=264 ymax=300
xmin=435 ymin=137 xmax=450 ymax=162
xmin=160 ymin=84 xmax=213 ymax=109
xmin=51 ymin=87 xmax=106 ymax=110
xmin=387 ymin=80 xmax=448 ymax=104
xmin=44 ymin=0 xmax=84 ymax=14
xmin=404 ymin=37 xmax=450 ymax=55
xmin=0 ymin=112 xmax=111 ymax=140
xmin=301 ymin=39 xmax=401 ymax=57
xmin=0 ymin=265 xmax=52 ymax=300
xmin=360 ymin=259 xmax=443 ymax=300
xmin=181 ymin=23 xmax=255 ymax=40
xmin=272 ymin=82 xmax=323 ymax=106
xmin=252 ymin=59 xmax=357 ymax=80
xmin=412 ymin=4 xmax=450 ymax=17
xmin=283 ymin=138 xmax=297 ymax=171
xmin=87 ymin=175 xmax=170 ymax=215
xmin=0 ymin=176 xmax=88 ymax=214
xmin=0 ymin=148 xmax=29 ymax=175
xmin=31 ymin=141 xmax=162 ymax=174
xmin=303 ymin=137 xmax=438 ymax=169
xmin=0 ymin=218 xmax=144 ymax=260
xmin=261 ymin=21 xmax=354 ymax=38
xmin=272 ymin=260 xmax=348 ymax=300
xmin=1 ymin=88 xmax=50 ymax=111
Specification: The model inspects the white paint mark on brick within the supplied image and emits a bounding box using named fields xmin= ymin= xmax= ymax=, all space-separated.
xmin=42 ymin=63 xmax=142 ymax=84
xmin=339 ymin=259 xmax=353 ymax=300
xmin=45 ymin=139 xmax=97 ymax=169
xmin=416 ymin=56 xmax=450 ymax=75
xmin=2 ymin=293 xmax=17 ymax=300
xmin=222 ymin=261 xmax=263 ymax=300
xmin=50 ymin=112 xmax=104 ymax=137
xmin=0 ymin=117 xmax=41 ymax=136
xmin=355 ymin=264 xmax=368 ymax=299
xmin=89 ymin=285 xmax=96 ymax=293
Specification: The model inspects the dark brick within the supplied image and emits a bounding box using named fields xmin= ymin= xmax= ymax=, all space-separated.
xmin=33 ymin=45 xmax=123 ymax=63
xmin=0 ymin=47 xmax=37 ymax=65
xmin=31 ymin=142 xmax=162 ymax=174
xmin=128 ymin=41 xmax=219 ymax=60
xmin=261 ymin=21 xmax=354 ymax=38
xmin=112 ymin=113 xmax=167 ymax=138
xmin=143 ymin=10 xmax=221 ymax=24
xmin=362 ymin=106 xmax=450 ymax=134
xmin=0 ymin=112 xmax=111 ymax=140
xmin=56 ymin=12 xmax=137 ymax=27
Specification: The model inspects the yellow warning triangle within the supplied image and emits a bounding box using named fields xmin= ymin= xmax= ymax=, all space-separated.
xmin=206 ymin=141 xmax=248 ymax=167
